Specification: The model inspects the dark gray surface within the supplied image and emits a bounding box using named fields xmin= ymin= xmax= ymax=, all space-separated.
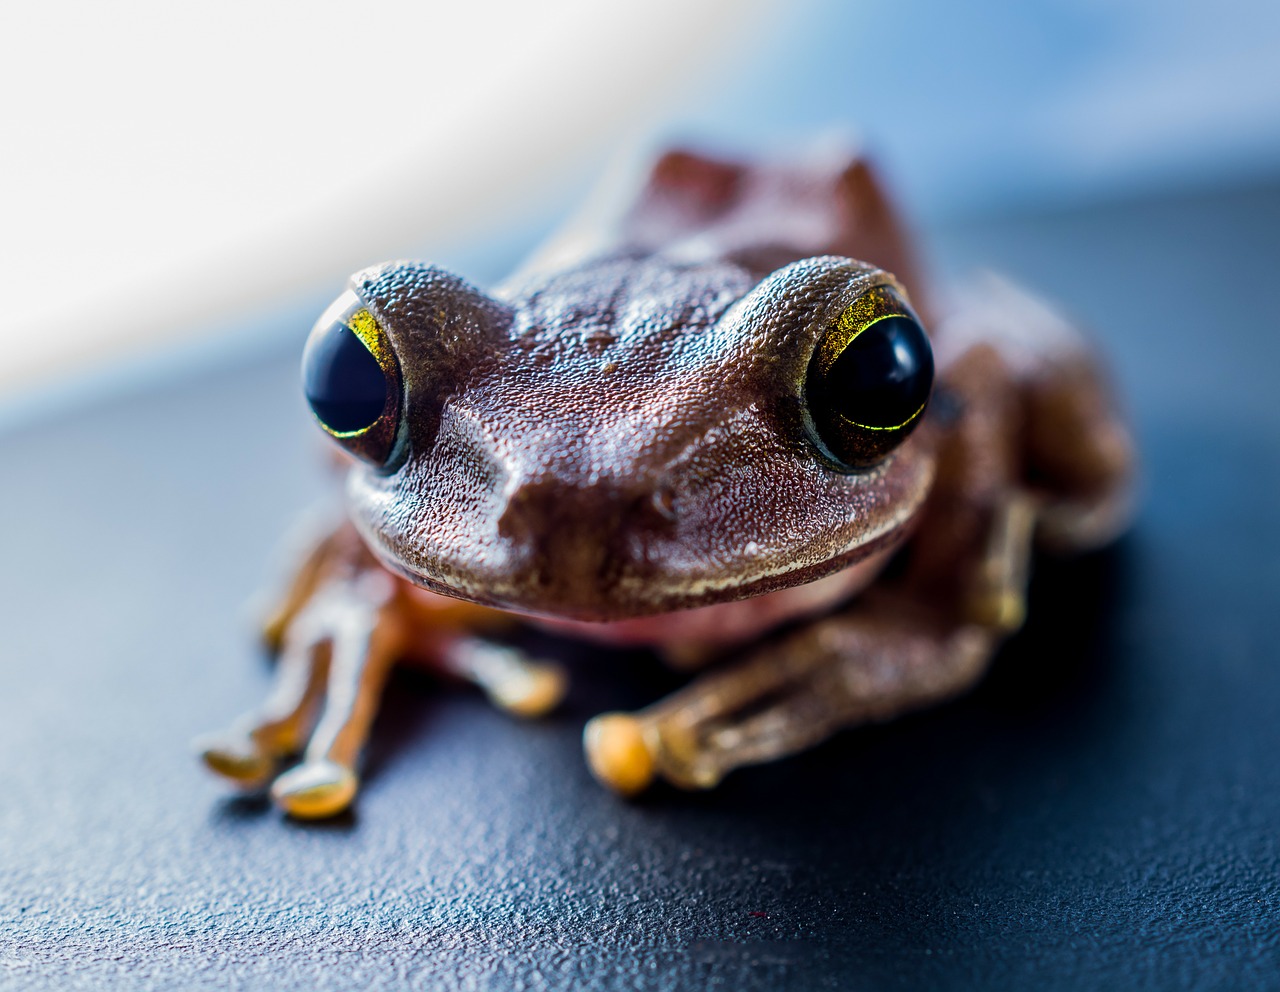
xmin=2 ymin=183 xmax=1278 ymax=990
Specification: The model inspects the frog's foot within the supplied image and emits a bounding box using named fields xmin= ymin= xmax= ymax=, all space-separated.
xmin=261 ymin=634 xmax=566 ymax=817
xmin=584 ymin=598 xmax=996 ymax=795
xmin=270 ymin=759 xmax=359 ymax=820
xmin=201 ymin=525 xmax=566 ymax=817
xmin=195 ymin=627 xmax=332 ymax=790
xmin=437 ymin=637 xmax=567 ymax=718
xmin=583 ymin=713 xmax=657 ymax=796
xmin=198 ymin=569 xmax=406 ymax=819
xmin=269 ymin=576 xmax=407 ymax=819
xmin=965 ymin=490 xmax=1037 ymax=632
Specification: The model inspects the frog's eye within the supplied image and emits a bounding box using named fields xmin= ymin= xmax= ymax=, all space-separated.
xmin=302 ymin=290 xmax=403 ymax=466
xmin=805 ymin=284 xmax=933 ymax=469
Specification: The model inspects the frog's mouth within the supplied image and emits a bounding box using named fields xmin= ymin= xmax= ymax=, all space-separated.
xmin=344 ymin=430 xmax=935 ymax=623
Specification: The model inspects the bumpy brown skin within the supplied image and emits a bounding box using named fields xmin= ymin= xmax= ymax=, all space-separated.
xmin=348 ymin=254 xmax=929 ymax=619
xmin=197 ymin=146 xmax=1135 ymax=816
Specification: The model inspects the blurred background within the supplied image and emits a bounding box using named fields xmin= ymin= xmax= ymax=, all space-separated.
xmin=3 ymin=0 xmax=1279 ymax=424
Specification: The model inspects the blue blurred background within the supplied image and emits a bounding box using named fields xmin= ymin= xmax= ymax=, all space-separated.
xmin=688 ymin=0 xmax=1280 ymax=212
xmin=2 ymin=0 xmax=1278 ymax=421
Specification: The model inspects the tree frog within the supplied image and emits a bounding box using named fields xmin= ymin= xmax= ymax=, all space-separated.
xmin=197 ymin=147 xmax=1135 ymax=819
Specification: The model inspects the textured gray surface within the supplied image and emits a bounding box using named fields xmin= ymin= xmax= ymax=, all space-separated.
xmin=2 ymin=183 xmax=1278 ymax=989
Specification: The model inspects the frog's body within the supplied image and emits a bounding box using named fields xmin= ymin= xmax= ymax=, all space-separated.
xmin=198 ymin=147 xmax=1134 ymax=818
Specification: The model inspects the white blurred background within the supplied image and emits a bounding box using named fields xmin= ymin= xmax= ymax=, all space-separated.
xmin=3 ymin=0 xmax=1279 ymax=414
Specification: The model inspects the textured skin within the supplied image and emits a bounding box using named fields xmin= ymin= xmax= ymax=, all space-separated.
xmin=335 ymin=146 xmax=1130 ymax=629
xmin=338 ymin=149 xmax=942 ymax=621
xmin=347 ymin=253 xmax=933 ymax=619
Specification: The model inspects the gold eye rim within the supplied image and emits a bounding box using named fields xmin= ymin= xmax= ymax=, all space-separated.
xmin=819 ymin=311 xmax=930 ymax=434
xmin=302 ymin=290 xmax=404 ymax=467
xmin=804 ymin=284 xmax=934 ymax=470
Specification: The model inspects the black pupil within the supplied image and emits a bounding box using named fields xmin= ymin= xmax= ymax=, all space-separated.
xmin=822 ymin=315 xmax=933 ymax=428
xmin=302 ymin=321 xmax=387 ymax=433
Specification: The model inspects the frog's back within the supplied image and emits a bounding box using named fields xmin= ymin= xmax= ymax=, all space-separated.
xmin=509 ymin=145 xmax=930 ymax=321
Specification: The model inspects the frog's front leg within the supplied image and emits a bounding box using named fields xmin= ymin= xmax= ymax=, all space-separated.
xmin=197 ymin=524 xmax=566 ymax=818
xmin=582 ymin=485 xmax=1036 ymax=796
xmin=584 ymin=282 xmax=1133 ymax=797
xmin=196 ymin=542 xmax=409 ymax=817
xmin=260 ymin=571 xmax=406 ymax=817
xmin=583 ymin=336 xmax=1040 ymax=796
xmin=585 ymin=594 xmax=1000 ymax=794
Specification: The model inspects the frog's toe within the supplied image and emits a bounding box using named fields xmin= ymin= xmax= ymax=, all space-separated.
xmin=493 ymin=662 xmax=567 ymax=718
xmin=583 ymin=712 xmax=656 ymax=796
xmin=271 ymin=760 xmax=359 ymax=819
xmin=259 ymin=608 xmax=290 ymax=656
xmin=195 ymin=731 xmax=276 ymax=788
xmin=440 ymin=638 xmax=568 ymax=719
xmin=968 ymin=588 xmax=1026 ymax=632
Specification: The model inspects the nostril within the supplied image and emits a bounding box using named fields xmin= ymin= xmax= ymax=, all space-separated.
xmin=498 ymin=477 xmax=605 ymax=546
xmin=643 ymin=485 xmax=679 ymax=525
xmin=501 ymin=476 xmax=681 ymax=586
xmin=496 ymin=482 xmax=546 ymax=543
xmin=497 ymin=478 xmax=619 ymax=592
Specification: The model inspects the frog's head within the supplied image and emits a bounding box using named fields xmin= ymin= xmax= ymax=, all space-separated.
xmin=301 ymin=254 xmax=935 ymax=621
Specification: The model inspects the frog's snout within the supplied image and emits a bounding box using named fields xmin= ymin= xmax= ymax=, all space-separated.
xmin=496 ymin=475 xmax=675 ymax=595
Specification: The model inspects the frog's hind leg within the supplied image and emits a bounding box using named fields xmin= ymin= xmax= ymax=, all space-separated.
xmin=585 ymin=596 xmax=997 ymax=794
xmin=938 ymin=273 xmax=1137 ymax=553
xmin=1022 ymin=353 xmax=1137 ymax=552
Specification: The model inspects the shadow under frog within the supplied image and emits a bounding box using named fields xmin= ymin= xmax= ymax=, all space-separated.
xmin=196 ymin=144 xmax=1136 ymax=819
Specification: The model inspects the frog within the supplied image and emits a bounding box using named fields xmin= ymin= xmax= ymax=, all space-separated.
xmin=196 ymin=145 xmax=1135 ymax=819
